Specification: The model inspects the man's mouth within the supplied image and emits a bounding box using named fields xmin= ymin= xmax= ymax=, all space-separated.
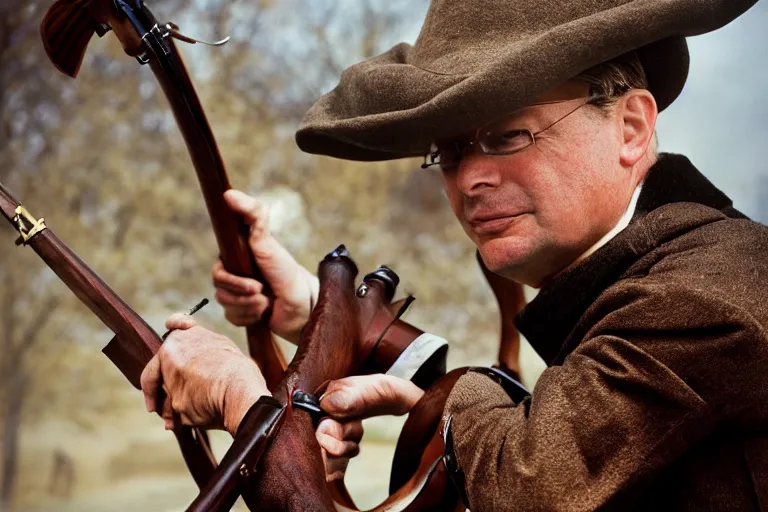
xmin=468 ymin=213 xmax=527 ymax=235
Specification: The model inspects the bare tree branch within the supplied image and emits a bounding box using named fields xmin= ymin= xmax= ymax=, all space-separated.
xmin=16 ymin=295 xmax=61 ymax=361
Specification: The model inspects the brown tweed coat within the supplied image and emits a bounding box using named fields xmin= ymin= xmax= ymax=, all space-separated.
xmin=445 ymin=153 xmax=768 ymax=511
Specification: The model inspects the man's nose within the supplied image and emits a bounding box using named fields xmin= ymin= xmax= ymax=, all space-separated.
xmin=456 ymin=153 xmax=503 ymax=196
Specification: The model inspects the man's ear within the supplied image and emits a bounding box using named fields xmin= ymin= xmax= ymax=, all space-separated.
xmin=618 ymin=89 xmax=658 ymax=168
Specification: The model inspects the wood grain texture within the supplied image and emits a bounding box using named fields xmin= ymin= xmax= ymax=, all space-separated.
xmin=40 ymin=0 xmax=97 ymax=78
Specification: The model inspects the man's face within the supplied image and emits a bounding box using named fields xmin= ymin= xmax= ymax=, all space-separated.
xmin=439 ymin=83 xmax=644 ymax=287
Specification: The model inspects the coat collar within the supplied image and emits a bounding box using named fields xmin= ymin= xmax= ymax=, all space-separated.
xmin=515 ymin=153 xmax=744 ymax=365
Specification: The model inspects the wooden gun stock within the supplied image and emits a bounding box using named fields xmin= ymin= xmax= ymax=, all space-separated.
xmin=41 ymin=0 xmax=147 ymax=78
xmin=40 ymin=0 xmax=98 ymax=78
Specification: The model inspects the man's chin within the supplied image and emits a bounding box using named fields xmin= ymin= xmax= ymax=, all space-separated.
xmin=476 ymin=237 xmax=537 ymax=276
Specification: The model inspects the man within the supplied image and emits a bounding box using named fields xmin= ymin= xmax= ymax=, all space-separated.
xmin=140 ymin=0 xmax=768 ymax=509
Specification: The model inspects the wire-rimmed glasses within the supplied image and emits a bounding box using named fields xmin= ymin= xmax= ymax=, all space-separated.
xmin=421 ymin=96 xmax=602 ymax=170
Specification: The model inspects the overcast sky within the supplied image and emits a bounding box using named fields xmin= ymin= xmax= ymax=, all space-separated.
xmin=656 ymin=2 xmax=768 ymax=221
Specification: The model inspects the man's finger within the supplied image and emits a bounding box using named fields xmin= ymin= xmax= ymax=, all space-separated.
xmin=316 ymin=417 xmax=342 ymax=438
xmin=161 ymin=390 xmax=174 ymax=422
xmin=225 ymin=304 xmax=269 ymax=327
xmin=322 ymin=450 xmax=349 ymax=483
xmin=164 ymin=410 xmax=181 ymax=432
xmin=316 ymin=432 xmax=361 ymax=458
xmin=212 ymin=261 xmax=263 ymax=295
xmin=320 ymin=375 xmax=424 ymax=419
xmin=224 ymin=312 xmax=259 ymax=327
xmin=224 ymin=191 xmax=305 ymax=298
xmin=220 ymin=298 xmax=270 ymax=318
xmin=319 ymin=384 xmax=361 ymax=419
xmin=215 ymin=288 xmax=265 ymax=308
xmin=316 ymin=419 xmax=363 ymax=452
xmin=223 ymin=189 xmax=267 ymax=226
xmin=140 ymin=354 xmax=162 ymax=413
xmin=165 ymin=313 xmax=198 ymax=331
xmin=342 ymin=420 xmax=364 ymax=443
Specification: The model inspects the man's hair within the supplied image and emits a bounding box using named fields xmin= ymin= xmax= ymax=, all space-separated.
xmin=576 ymin=52 xmax=649 ymax=109
xmin=576 ymin=51 xmax=658 ymax=156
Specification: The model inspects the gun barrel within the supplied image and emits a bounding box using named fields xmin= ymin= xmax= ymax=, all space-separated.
xmin=0 ymin=181 xmax=218 ymax=485
xmin=0 ymin=181 xmax=158 ymax=387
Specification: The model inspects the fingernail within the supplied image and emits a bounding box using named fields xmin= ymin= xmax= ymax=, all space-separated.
xmin=145 ymin=396 xmax=154 ymax=413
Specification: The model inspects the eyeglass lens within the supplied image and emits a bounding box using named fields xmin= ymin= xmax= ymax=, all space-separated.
xmin=425 ymin=97 xmax=592 ymax=170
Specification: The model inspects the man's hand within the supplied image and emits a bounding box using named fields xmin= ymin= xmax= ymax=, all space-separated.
xmin=316 ymin=418 xmax=364 ymax=482
xmin=212 ymin=190 xmax=319 ymax=343
xmin=316 ymin=374 xmax=424 ymax=481
xmin=140 ymin=313 xmax=270 ymax=436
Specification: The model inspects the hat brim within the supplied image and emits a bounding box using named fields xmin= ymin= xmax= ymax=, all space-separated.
xmin=296 ymin=37 xmax=689 ymax=162
xmin=297 ymin=0 xmax=757 ymax=162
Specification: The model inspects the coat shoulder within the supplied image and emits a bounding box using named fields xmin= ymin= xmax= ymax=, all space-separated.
xmin=625 ymin=208 xmax=768 ymax=316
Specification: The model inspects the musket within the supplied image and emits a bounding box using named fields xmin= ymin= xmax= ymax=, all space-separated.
xmin=0 ymin=182 xmax=218 ymax=488
xmin=40 ymin=0 xmax=287 ymax=389
xmin=37 ymin=0 xmax=451 ymax=507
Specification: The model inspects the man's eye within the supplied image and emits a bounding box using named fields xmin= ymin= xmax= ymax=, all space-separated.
xmin=485 ymin=129 xmax=532 ymax=153
xmin=500 ymin=130 xmax=527 ymax=141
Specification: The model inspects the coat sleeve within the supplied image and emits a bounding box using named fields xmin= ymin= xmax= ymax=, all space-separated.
xmin=444 ymin=282 xmax=768 ymax=511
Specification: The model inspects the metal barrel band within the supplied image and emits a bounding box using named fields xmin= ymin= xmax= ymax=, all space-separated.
xmin=13 ymin=206 xmax=47 ymax=245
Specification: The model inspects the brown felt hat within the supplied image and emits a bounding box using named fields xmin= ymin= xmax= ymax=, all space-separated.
xmin=296 ymin=0 xmax=759 ymax=162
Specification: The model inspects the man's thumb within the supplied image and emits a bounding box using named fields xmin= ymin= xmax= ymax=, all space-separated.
xmin=320 ymin=375 xmax=424 ymax=420
xmin=224 ymin=189 xmax=266 ymax=225
xmin=319 ymin=386 xmax=363 ymax=419
xmin=223 ymin=189 xmax=301 ymax=292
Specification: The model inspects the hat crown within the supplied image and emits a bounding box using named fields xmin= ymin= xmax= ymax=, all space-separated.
xmin=412 ymin=0 xmax=634 ymax=74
